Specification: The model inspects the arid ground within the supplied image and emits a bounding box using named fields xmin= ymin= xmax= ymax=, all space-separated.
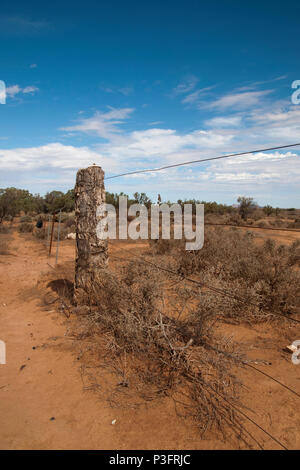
xmin=0 ymin=223 xmax=299 ymax=450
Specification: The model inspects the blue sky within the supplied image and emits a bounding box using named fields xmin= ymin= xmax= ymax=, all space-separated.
xmin=0 ymin=0 xmax=300 ymax=206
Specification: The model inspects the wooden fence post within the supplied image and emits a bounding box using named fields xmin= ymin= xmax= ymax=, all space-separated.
xmin=74 ymin=165 xmax=108 ymax=304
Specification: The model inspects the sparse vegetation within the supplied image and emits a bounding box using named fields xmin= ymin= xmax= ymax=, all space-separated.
xmin=3 ymin=188 xmax=300 ymax=449
xmin=18 ymin=222 xmax=34 ymax=233
xmin=33 ymin=227 xmax=47 ymax=239
xmin=263 ymin=205 xmax=274 ymax=216
xmin=67 ymin=261 xmax=247 ymax=443
xmin=64 ymin=215 xmax=75 ymax=229
xmin=20 ymin=215 xmax=32 ymax=223
xmin=0 ymin=225 xmax=10 ymax=234
xmin=237 ymin=196 xmax=257 ymax=221
xmin=53 ymin=227 xmax=69 ymax=240
xmin=151 ymin=228 xmax=300 ymax=322
xmin=288 ymin=218 xmax=300 ymax=229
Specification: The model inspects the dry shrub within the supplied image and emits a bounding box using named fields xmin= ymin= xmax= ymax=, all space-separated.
xmin=33 ymin=213 xmax=49 ymax=221
xmin=0 ymin=225 xmax=10 ymax=234
xmin=64 ymin=216 xmax=75 ymax=228
xmin=33 ymin=227 xmax=47 ymax=239
xmin=149 ymin=238 xmax=182 ymax=255
xmin=52 ymin=227 xmax=68 ymax=240
xmin=250 ymin=209 xmax=264 ymax=221
xmin=269 ymin=218 xmax=285 ymax=228
xmin=227 ymin=213 xmax=244 ymax=225
xmin=257 ymin=220 xmax=268 ymax=228
xmin=18 ymin=222 xmax=34 ymax=233
xmin=20 ymin=215 xmax=32 ymax=223
xmin=172 ymin=228 xmax=300 ymax=322
xmin=33 ymin=225 xmax=69 ymax=241
xmin=288 ymin=218 xmax=300 ymax=229
xmin=64 ymin=223 xmax=76 ymax=233
xmin=58 ymin=213 xmax=70 ymax=223
xmin=70 ymin=261 xmax=252 ymax=444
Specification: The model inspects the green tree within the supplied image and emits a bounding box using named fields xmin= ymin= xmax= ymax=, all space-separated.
xmin=263 ymin=205 xmax=273 ymax=216
xmin=133 ymin=192 xmax=151 ymax=209
xmin=44 ymin=191 xmax=66 ymax=213
xmin=237 ymin=196 xmax=256 ymax=220
xmin=0 ymin=187 xmax=33 ymax=223
xmin=63 ymin=189 xmax=75 ymax=212
xmin=32 ymin=194 xmax=47 ymax=214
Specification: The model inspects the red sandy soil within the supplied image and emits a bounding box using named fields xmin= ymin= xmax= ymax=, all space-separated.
xmin=0 ymin=228 xmax=299 ymax=450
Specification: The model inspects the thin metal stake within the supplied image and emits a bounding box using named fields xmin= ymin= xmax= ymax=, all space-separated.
xmin=55 ymin=210 xmax=62 ymax=266
xmin=46 ymin=214 xmax=51 ymax=248
xmin=48 ymin=214 xmax=55 ymax=257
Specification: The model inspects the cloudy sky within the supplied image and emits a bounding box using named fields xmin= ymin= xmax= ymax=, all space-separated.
xmin=0 ymin=0 xmax=300 ymax=206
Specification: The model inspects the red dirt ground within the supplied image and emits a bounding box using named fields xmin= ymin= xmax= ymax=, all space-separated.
xmin=0 ymin=227 xmax=299 ymax=450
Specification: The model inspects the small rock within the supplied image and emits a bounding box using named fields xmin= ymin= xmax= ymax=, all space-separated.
xmin=50 ymin=417 xmax=55 ymax=421
xmin=19 ymin=365 xmax=26 ymax=372
xmin=286 ymin=344 xmax=298 ymax=353
xmin=66 ymin=232 xmax=76 ymax=240
xmin=111 ymin=419 xmax=117 ymax=425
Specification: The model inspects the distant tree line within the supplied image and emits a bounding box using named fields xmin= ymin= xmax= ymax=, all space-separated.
xmin=0 ymin=186 xmax=282 ymax=224
xmin=106 ymin=191 xmax=234 ymax=215
xmin=0 ymin=187 xmax=75 ymax=223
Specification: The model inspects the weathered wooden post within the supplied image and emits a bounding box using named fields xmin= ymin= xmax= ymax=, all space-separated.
xmin=74 ymin=165 xmax=108 ymax=304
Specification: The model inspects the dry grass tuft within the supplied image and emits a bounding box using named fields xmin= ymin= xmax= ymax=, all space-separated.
xmin=63 ymin=261 xmax=255 ymax=445
xmin=151 ymin=228 xmax=300 ymax=323
xmin=0 ymin=225 xmax=10 ymax=234
xmin=18 ymin=222 xmax=34 ymax=233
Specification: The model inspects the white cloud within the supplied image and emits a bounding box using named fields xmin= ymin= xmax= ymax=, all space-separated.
xmin=0 ymin=143 xmax=113 ymax=171
xmin=205 ymin=116 xmax=242 ymax=128
xmin=172 ymin=75 xmax=198 ymax=95
xmin=93 ymin=128 xmax=234 ymax=166
xmin=148 ymin=121 xmax=163 ymax=126
xmin=210 ymin=151 xmax=300 ymax=185
xmin=61 ymin=108 xmax=135 ymax=139
xmin=245 ymin=104 xmax=300 ymax=142
xmin=6 ymin=84 xmax=39 ymax=98
xmin=238 ymin=75 xmax=288 ymax=90
xmin=207 ymin=90 xmax=273 ymax=110
xmin=6 ymin=85 xmax=22 ymax=98
xmin=100 ymin=85 xmax=134 ymax=96
xmin=23 ymin=86 xmax=39 ymax=94
xmin=119 ymin=87 xmax=133 ymax=96
xmin=181 ymin=86 xmax=215 ymax=105
xmin=1 ymin=95 xmax=300 ymax=206
xmin=58 ymin=105 xmax=300 ymax=189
